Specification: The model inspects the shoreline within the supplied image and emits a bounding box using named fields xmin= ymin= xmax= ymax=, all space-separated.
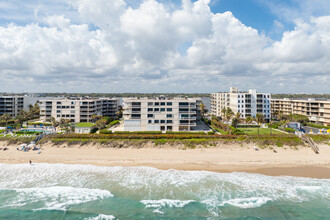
xmin=0 ymin=141 xmax=330 ymax=179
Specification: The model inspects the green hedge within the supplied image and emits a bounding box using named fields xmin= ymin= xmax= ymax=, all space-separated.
xmin=15 ymin=131 xmax=41 ymax=135
xmin=100 ymin=129 xmax=112 ymax=134
xmin=110 ymin=120 xmax=120 ymax=125
xmin=207 ymin=131 xmax=215 ymax=135
xmin=113 ymin=131 xmax=163 ymax=134
xmin=166 ymin=131 xmax=206 ymax=135
xmin=27 ymin=122 xmax=52 ymax=126
xmin=236 ymin=124 xmax=260 ymax=128
xmin=306 ymin=123 xmax=330 ymax=129
xmin=284 ymin=127 xmax=296 ymax=133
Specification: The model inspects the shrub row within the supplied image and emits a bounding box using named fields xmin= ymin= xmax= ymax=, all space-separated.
xmin=306 ymin=123 xmax=330 ymax=129
xmin=165 ymin=131 xmax=206 ymax=135
xmin=284 ymin=127 xmax=296 ymax=133
xmin=27 ymin=122 xmax=52 ymax=126
xmin=236 ymin=124 xmax=260 ymax=128
xmin=15 ymin=131 xmax=41 ymax=135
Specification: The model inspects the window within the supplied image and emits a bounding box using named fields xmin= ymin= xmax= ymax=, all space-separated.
xmin=57 ymin=106 xmax=61 ymax=109
xmin=71 ymin=115 xmax=75 ymax=117
xmin=155 ymin=102 xmax=159 ymax=106
xmin=161 ymin=102 xmax=165 ymax=106
xmin=238 ymin=110 xmax=240 ymax=113
xmin=160 ymin=108 xmax=165 ymax=112
xmin=70 ymin=110 xmax=75 ymax=113
xmin=242 ymin=100 xmax=244 ymax=103
xmin=71 ymin=101 xmax=75 ymax=105
xmin=147 ymin=114 xmax=154 ymax=118
xmin=167 ymin=120 xmax=173 ymax=124
xmin=161 ymin=120 xmax=165 ymax=123
xmin=238 ymin=95 xmax=240 ymax=98
xmin=238 ymin=105 xmax=240 ymax=108
xmin=238 ymin=100 xmax=240 ymax=103
xmin=167 ymin=108 xmax=172 ymax=112
xmin=167 ymin=102 xmax=172 ymax=106
xmin=148 ymin=108 xmax=153 ymax=112
xmin=148 ymin=102 xmax=153 ymax=106
xmin=57 ymin=110 xmax=61 ymax=113
xmin=154 ymin=108 xmax=159 ymax=112
xmin=167 ymin=114 xmax=172 ymax=118
xmin=148 ymin=120 xmax=152 ymax=124
xmin=57 ymin=114 xmax=60 ymax=117
xmin=154 ymin=120 xmax=159 ymax=123
xmin=57 ymin=102 xmax=62 ymax=104
xmin=71 ymin=106 xmax=75 ymax=109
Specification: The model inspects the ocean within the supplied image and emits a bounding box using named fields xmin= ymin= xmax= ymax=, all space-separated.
xmin=0 ymin=164 xmax=329 ymax=219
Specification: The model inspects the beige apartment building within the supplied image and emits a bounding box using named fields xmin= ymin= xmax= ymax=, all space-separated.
xmin=123 ymin=97 xmax=201 ymax=131
xmin=39 ymin=97 xmax=119 ymax=123
xmin=271 ymin=98 xmax=330 ymax=126
xmin=211 ymin=87 xmax=271 ymax=121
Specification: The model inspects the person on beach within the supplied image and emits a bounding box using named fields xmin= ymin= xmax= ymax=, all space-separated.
xmin=29 ymin=160 xmax=32 ymax=165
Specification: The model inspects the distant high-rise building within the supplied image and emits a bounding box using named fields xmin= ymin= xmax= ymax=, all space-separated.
xmin=211 ymin=87 xmax=271 ymax=121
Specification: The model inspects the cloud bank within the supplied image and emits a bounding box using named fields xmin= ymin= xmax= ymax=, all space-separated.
xmin=0 ymin=0 xmax=329 ymax=93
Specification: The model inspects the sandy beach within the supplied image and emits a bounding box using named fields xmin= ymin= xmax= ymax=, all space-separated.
xmin=1 ymin=141 xmax=330 ymax=178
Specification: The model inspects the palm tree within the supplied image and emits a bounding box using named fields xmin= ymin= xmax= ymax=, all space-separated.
xmin=199 ymin=103 xmax=208 ymax=119
xmin=245 ymin=116 xmax=253 ymax=124
xmin=281 ymin=119 xmax=289 ymax=128
xmin=116 ymin=105 xmax=123 ymax=119
xmin=255 ymin=113 xmax=264 ymax=135
xmin=221 ymin=107 xmax=226 ymax=119
xmin=0 ymin=113 xmax=12 ymax=127
xmin=269 ymin=120 xmax=274 ymax=135
xmin=225 ymin=107 xmax=234 ymax=122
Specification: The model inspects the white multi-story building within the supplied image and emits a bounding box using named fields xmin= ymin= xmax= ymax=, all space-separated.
xmin=39 ymin=97 xmax=119 ymax=122
xmin=211 ymin=87 xmax=271 ymax=121
xmin=123 ymin=97 xmax=201 ymax=131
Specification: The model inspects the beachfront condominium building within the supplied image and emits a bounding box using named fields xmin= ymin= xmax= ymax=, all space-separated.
xmin=271 ymin=98 xmax=330 ymax=126
xmin=123 ymin=97 xmax=202 ymax=131
xmin=0 ymin=95 xmax=40 ymax=117
xmin=39 ymin=97 xmax=119 ymax=123
xmin=0 ymin=96 xmax=24 ymax=117
xmin=211 ymin=87 xmax=271 ymax=121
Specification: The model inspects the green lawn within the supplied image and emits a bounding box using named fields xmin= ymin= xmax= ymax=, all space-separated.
xmin=238 ymin=127 xmax=284 ymax=135
xmin=74 ymin=123 xmax=95 ymax=128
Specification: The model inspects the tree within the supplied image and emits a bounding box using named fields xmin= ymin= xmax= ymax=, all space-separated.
xmin=91 ymin=115 xmax=102 ymax=122
xmin=281 ymin=119 xmax=289 ymax=128
xmin=116 ymin=105 xmax=123 ymax=119
xmin=0 ymin=114 xmax=12 ymax=127
xmin=221 ymin=107 xmax=226 ymax=118
xmin=199 ymin=103 xmax=208 ymax=119
xmin=254 ymin=113 xmax=264 ymax=135
xmin=232 ymin=118 xmax=239 ymax=128
xmin=95 ymin=119 xmax=107 ymax=130
xmin=225 ymin=107 xmax=234 ymax=122
xmin=269 ymin=120 xmax=274 ymax=135
xmin=50 ymin=116 xmax=59 ymax=129
xmin=245 ymin=116 xmax=253 ymax=124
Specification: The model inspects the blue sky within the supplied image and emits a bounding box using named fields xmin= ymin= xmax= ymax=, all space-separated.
xmin=0 ymin=0 xmax=329 ymax=93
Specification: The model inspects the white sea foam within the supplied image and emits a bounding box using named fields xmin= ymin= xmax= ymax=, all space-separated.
xmin=85 ymin=214 xmax=116 ymax=220
xmin=1 ymin=186 xmax=113 ymax=210
xmin=141 ymin=199 xmax=195 ymax=214
xmin=219 ymin=197 xmax=272 ymax=209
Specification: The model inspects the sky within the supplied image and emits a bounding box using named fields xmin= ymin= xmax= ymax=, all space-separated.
xmin=0 ymin=0 xmax=329 ymax=94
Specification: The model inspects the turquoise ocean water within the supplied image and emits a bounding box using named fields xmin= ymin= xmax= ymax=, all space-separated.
xmin=0 ymin=163 xmax=329 ymax=219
